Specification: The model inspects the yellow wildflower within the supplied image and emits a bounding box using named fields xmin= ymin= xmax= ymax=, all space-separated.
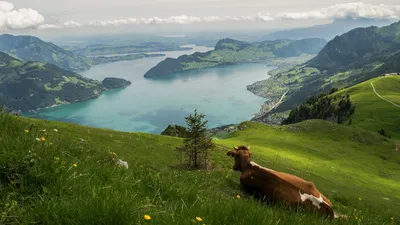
xmin=196 ymin=217 xmax=203 ymax=222
xmin=73 ymin=163 xmax=77 ymax=167
xmin=41 ymin=137 xmax=46 ymax=141
xmin=358 ymin=197 xmax=362 ymax=201
xmin=24 ymin=129 xmax=29 ymax=133
xmin=54 ymin=129 xmax=58 ymax=132
xmin=236 ymin=195 xmax=241 ymax=199
xmin=391 ymin=217 xmax=394 ymax=220
xmin=144 ymin=215 xmax=151 ymax=220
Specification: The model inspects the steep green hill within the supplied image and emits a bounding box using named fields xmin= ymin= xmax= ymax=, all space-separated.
xmin=0 ymin=34 xmax=90 ymax=72
xmin=247 ymin=20 xmax=400 ymax=114
xmin=0 ymin=52 xmax=131 ymax=111
xmin=1 ymin=109 xmax=399 ymax=224
xmin=144 ymin=38 xmax=326 ymax=78
xmin=334 ymin=75 xmax=400 ymax=140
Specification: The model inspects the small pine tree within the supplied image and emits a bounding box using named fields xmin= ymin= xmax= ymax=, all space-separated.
xmin=176 ymin=109 xmax=214 ymax=170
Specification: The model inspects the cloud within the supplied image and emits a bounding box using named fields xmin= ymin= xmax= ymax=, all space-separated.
xmin=0 ymin=1 xmax=44 ymax=30
xmin=277 ymin=2 xmax=400 ymax=20
xmin=38 ymin=13 xmax=274 ymax=29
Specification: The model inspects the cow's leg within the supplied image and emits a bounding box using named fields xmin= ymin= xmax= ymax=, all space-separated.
xmin=299 ymin=197 xmax=334 ymax=219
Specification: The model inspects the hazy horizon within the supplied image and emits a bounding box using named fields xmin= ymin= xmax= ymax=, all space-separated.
xmin=1 ymin=1 xmax=400 ymax=39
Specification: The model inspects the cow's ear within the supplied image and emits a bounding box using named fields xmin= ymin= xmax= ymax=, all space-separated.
xmin=227 ymin=151 xmax=237 ymax=157
xmin=247 ymin=145 xmax=250 ymax=150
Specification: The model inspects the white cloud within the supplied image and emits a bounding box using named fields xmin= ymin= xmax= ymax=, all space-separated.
xmin=38 ymin=13 xmax=274 ymax=29
xmin=38 ymin=21 xmax=82 ymax=29
xmin=0 ymin=1 xmax=44 ymax=30
xmin=277 ymin=2 xmax=400 ymax=20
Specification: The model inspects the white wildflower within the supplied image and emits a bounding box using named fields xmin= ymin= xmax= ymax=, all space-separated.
xmin=116 ymin=159 xmax=129 ymax=169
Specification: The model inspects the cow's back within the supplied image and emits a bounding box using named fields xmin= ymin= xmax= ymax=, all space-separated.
xmin=240 ymin=167 xmax=334 ymax=219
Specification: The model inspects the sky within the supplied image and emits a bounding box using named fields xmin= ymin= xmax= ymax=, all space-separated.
xmin=1 ymin=0 xmax=400 ymax=37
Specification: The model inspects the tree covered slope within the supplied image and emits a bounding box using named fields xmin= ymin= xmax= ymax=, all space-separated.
xmin=0 ymin=52 xmax=130 ymax=111
xmin=144 ymin=38 xmax=326 ymax=78
xmin=0 ymin=34 xmax=90 ymax=72
xmin=0 ymin=106 xmax=399 ymax=224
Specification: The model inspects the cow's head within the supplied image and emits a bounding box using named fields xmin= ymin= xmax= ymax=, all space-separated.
xmin=227 ymin=145 xmax=252 ymax=172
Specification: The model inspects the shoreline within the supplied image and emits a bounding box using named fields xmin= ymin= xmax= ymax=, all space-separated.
xmin=251 ymin=90 xmax=289 ymax=120
xmin=26 ymin=84 xmax=131 ymax=115
xmin=144 ymin=59 xmax=277 ymax=79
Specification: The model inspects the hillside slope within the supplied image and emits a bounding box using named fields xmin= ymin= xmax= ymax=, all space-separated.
xmin=248 ymin=20 xmax=400 ymax=114
xmin=0 ymin=34 xmax=90 ymax=72
xmin=1 ymin=111 xmax=399 ymax=224
xmin=334 ymin=75 xmax=400 ymax=140
xmin=0 ymin=52 xmax=131 ymax=111
xmin=144 ymin=38 xmax=326 ymax=78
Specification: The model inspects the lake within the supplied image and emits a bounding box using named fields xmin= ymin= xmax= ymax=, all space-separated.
xmin=27 ymin=45 xmax=274 ymax=134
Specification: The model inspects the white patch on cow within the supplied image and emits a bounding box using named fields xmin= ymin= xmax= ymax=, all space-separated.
xmin=116 ymin=159 xmax=129 ymax=169
xmin=299 ymin=190 xmax=326 ymax=209
xmin=250 ymin=161 xmax=275 ymax=172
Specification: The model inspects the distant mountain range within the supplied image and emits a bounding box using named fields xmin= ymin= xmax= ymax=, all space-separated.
xmin=0 ymin=34 xmax=170 ymax=73
xmin=262 ymin=18 xmax=394 ymax=41
xmin=0 ymin=52 xmax=131 ymax=111
xmin=248 ymin=20 xmax=400 ymax=116
xmin=0 ymin=34 xmax=91 ymax=72
xmin=144 ymin=38 xmax=327 ymax=78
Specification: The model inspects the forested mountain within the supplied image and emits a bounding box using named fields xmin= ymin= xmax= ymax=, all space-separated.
xmin=0 ymin=52 xmax=130 ymax=111
xmin=0 ymin=34 xmax=90 ymax=72
xmin=248 ymin=20 xmax=400 ymax=114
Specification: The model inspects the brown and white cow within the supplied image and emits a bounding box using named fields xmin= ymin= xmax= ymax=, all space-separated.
xmin=227 ymin=145 xmax=342 ymax=219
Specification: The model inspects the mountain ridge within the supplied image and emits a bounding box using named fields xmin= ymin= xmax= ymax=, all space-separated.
xmin=262 ymin=18 xmax=394 ymax=41
xmin=0 ymin=34 xmax=91 ymax=72
xmin=144 ymin=38 xmax=327 ymax=78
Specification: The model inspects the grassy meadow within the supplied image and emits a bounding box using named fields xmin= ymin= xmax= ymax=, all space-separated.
xmin=335 ymin=75 xmax=400 ymax=140
xmin=1 ymin=75 xmax=400 ymax=225
xmin=1 ymin=108 xmax=400 ymax=225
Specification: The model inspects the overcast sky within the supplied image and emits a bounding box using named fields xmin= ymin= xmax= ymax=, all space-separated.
xmin=2 ymin=0 xmax=400 ymax=37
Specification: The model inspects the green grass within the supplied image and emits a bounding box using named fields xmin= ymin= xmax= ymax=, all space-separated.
xmin=335 ymin=75 xmax=400 ymax=140
xmin=1 ymin=108 xmax=400 ymax=224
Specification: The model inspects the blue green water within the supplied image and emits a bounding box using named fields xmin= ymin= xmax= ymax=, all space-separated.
xmin=27 ymin=45 xmax=274 ymax=134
